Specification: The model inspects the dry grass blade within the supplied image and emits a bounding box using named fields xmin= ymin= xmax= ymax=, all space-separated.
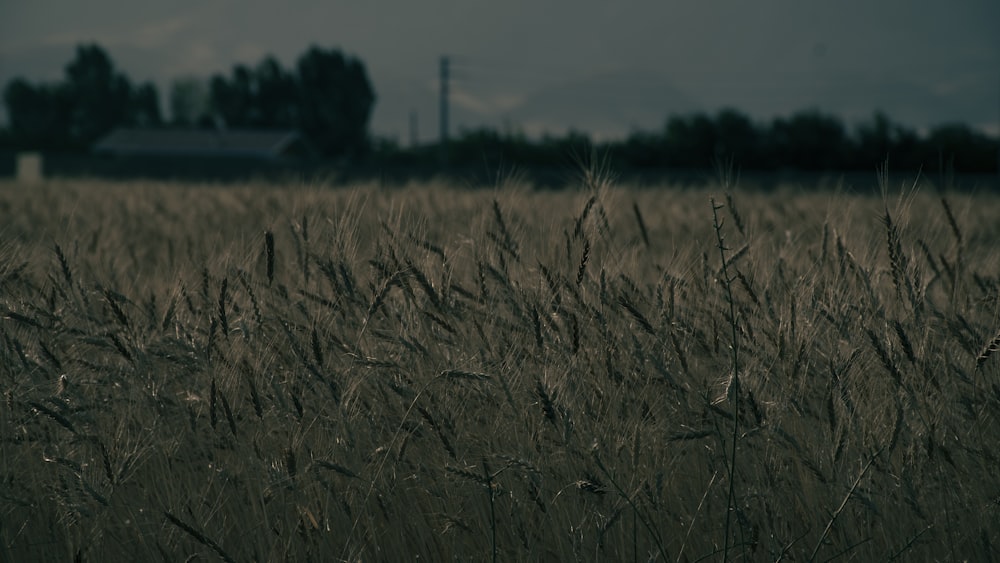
xmin=725 ymin=192 xmax=745 ymax=237
xmin=576 ymin=238 xmax=591 ymax=286
xmin=163 ymin=511 xmax=237 ymax=563
xmin=244 ymin=372 xmax=263 ymax=419
xmin=939 ymin=196 xmax=962 ymax=249
xmin=108 ymin=332 xmax=134 ymax=365
xmin=441 ymin=369 xmax=490 ymax=381
xmin=285 ymin=448 xmax=297 ymax=479
xmin=218 ymin=277 xmax=229 ymax=337
xmin=53 ymin=244 xmax=73 ymax=288
xmin=418 ymin=406 xmax=456 ymax=459
xmin=29 ymin=401 xmax=76 ymax=433
xmin=866 ymin=328 xmax=903 ymax=385
xmin=892 ymin=320 xmax=918 ymax=365
xmin=311 ymin=326 xmax=324 ymax=367
xmin=491 ymin=199 xmax=520 ymax=262
xmin=881 ymin=208 xmax=915 ymax=307
xmin=535 ymin=381 xmax=558 ymax=428
xmin=633 ymin=201 xmax=650 ymax=248
xmin=574 ymin=195 xmax=597 ymax=239
xmin=219 ymin=387 xmax=237 ymax=438
xmin=315 ymin=460 xmax=360 ymax=479
xmin=209 ymin=377 xmax=218 ymax=430
xmin=676 ymin=471 xmax=719 ymax=563
xmin=976 ymin=328 xmax=1000 ymax=369
xmin=3 ymin=310 xmax=43 ymax=329
xmin=359 ymin=270 xmax=402 ymax=340
xmin=711 ymin=195 xmax=744 ymax=562
xmin=592 ymin=451 xmax=668 ymax=560
xmin=667 ymin=429 xmax=713 ymax=442
xmin=618 ymin=293 xmax=656 ymax=336
xmin=264 ymin=229 xmax=275 ymax=285
xmin=808 ymin=449 xmax=882 ymax=562
xmin=102 ymin=288 xmax=131 ymax=329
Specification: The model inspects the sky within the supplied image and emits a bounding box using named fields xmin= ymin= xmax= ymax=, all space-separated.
xmin=1 ymin=1 xmax=998 ymax=143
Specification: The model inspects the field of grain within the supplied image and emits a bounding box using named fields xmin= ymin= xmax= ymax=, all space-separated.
xmin=1 ymin=172 xmax=999 ymax=562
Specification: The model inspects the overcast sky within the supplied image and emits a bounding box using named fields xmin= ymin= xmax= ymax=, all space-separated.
xmin=2 ymin=1 xmax=998 ymax=142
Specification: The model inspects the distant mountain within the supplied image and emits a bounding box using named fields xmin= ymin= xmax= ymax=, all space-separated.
xmin=500 ymin=70 xmax=700 ymax=139
xmin=368 ymin=69 xmax=699 ymax=143
xmin=805 ymin=70 xmax=999 ymax=131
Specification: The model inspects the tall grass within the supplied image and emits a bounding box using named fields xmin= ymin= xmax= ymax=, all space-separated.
xmin=1 ymin=174 xmax=999 ymax=561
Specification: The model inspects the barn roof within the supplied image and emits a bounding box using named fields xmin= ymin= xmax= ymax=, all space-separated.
xmin=93 ymin=128 xmax=307 ymax=159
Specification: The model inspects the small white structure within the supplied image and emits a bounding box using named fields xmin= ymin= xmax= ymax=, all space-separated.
xmin=16 ymin=152 xmax=43 ymax=183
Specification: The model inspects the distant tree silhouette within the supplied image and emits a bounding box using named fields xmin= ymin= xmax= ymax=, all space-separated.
xmin=2 ymin=43 xmax=160 ymax=150
xmin=617 ymin=130 xmax=666 ymax=168
xmin=855 ymin=111 xmax=895 ymax=166
xmin=664 ymin=113 xmax=717 ymax=168
xmin=208 ymin=59 xmax=299 ymax=128
xmin=130 ymin=83 xmax=161 ymax=127
xmin=209 ymin=65 xmax=256 ymax=128
xmin=64 ymin=45 xmax=133 ymax=143
xmin=924 ymin=123 xmax=997 ymax=173
xmin=853 ymin=111 xmax=921 ymax=170
xmin=295 ymin=47 xmax=375 ymax=157
xmin=64 ymin=44 xmax=161 ymax=144
xmin=207 ymin=47 xmax=375 ymax=157
xmin=767 ymin=110 xmax=849 ymax=170
xmin=3 ymin=79 xmax=73 ymax=150
xmin=713 ymin=108 xmax=761 ymax=166
xmin=254 ymin=57 xmax=298 ymax=128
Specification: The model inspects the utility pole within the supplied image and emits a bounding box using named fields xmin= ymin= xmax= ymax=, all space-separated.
xmin=439 ymin=56 xmax=450 ymax=163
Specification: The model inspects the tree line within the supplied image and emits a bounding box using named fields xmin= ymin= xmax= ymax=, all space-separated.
xmin=2 ymin=43 xmax=997 ymax=173
xmin=402 ymin=109 xmax=996 ymax=174
xmin=1 ymin=44 xmax=375 ymax=157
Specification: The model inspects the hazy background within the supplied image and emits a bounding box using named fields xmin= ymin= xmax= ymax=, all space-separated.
xmin=2 ymin=1 xmax=998 ymax=142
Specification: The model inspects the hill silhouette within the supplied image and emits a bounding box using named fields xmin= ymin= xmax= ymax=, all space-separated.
xmin=505 ymin=70 xmax=699 ymax=139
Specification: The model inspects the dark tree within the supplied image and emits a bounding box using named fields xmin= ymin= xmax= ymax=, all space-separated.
xmin=768 ymin=110 xmax=849 ymax=170
xmin=664 ymin=113 xmax=717 ymax=168
xmin=713 ymin=108 xmax=761 ymax=166
xmin=3 ymin=79 xmax=73 ymax=150
xmin=853 ymin=111 xmax=921 ymax=170
xmin=209 ymin=58 xmax=297 ymax=128
xmin=64 ymin=44 xmax=138 ymax=144
xmin=924 ymin=123 xmax=998 ymax=173
xmin=617 ymin=130 xmax=666 ymax=168
xmin=129 ymin=83 xmax=162 ymax=127
xmin=855 ymin=111 xmax=894 ymax=166
xmin=2 ymin=43 xmax=161 ymax=150
xmin=209 ymin=65 xmax=255 ymax=128
xmin=295 ymin=47 xmax=375 ymax=157
xmin=254 ymin=56 xmax=298 ymax=128
xmin=207 ymin=48 xmax=374 ymax=156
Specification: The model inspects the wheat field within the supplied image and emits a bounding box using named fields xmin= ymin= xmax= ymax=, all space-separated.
xmin=1 ymin=171 xmax=999 ymax=562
